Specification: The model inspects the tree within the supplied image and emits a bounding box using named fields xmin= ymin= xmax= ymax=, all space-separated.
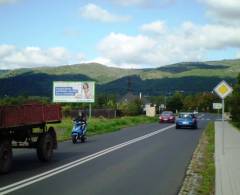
xmin=119 ymin=99 xmax=142 ymax=116
xmin=229 ymin=74 xmax=240 ymax=122
xmin=183 ymin=95 xmax=198 ymax=111
xmin=94 ymin=94 xmax=116 ymax=109
xmin=197 ymin=92 xmax=218 ymax=112
xmin=166 ymin=92 xmax=183 ymax=112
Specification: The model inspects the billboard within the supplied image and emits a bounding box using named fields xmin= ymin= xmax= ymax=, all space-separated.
xmin=53 ymin=81 xmax=95 ymax=103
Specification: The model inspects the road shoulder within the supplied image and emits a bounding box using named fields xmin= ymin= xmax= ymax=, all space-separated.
xmin=215 ymin=121 xmax=240 ymax=195
xmin=179 ymin=122 xmax=215 ymax=195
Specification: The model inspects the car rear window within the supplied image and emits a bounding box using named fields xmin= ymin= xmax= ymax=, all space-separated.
xmin=162 ymin=111 xmax=173 ymax=115
xmin=179 ymin=113 xmax=193 ymax=118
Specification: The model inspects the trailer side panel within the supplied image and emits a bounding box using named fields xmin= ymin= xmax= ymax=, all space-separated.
xmin=0 ymin=104 xmax=61 ymax=129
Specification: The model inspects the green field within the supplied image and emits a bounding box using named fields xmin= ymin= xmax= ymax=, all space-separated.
xmin=52 ymin=115 xmax=158 ymax=141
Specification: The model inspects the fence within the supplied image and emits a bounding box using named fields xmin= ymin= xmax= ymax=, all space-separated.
xmin=63 ymin=108 xmax=121 ymax=118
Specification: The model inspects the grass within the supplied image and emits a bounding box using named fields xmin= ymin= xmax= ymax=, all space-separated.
xmin=197 ymin=122 xmax=215 ymax=195
xmin=231 ymin=121 xmax=240 ymax=130
xmin=51 ymin=115 xmax=158 ymax=141
xmin=180 ymin=122 xmax=215 ymax=194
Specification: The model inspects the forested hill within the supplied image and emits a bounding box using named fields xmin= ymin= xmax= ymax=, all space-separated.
xmin=0 ymin=59 xmax=239 ymax=97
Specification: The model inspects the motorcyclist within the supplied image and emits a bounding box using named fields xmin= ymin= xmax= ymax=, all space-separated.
xmin=74 ymin=111 xmax=87 ymax=123
xmin=72 ymin=111 xmax=87 ymax=143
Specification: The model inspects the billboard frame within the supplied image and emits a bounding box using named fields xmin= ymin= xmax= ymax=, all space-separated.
xmin=52 ymin=81 xmax=96 ymax=103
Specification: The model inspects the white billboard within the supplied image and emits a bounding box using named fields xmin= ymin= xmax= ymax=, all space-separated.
xmin=53 ymin=81 xmax=95 ymax=103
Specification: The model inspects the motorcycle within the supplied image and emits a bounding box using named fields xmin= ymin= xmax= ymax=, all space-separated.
xmin=71 ymin=120 xmax=87 ymax=144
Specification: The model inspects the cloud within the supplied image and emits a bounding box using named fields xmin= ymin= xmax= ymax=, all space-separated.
xmin=109 ymin=0 xmax=176 ymax=8
xmin=109 ymin=0 xmax=149 ymax=6
xmin=0 ymin=45 xmax=85 ymax=69
xmin=236 ymin=51 xmax=240 ymax=59
xmin=98 ymin=33 xmax=156 ymax=66
xmin=141 ymin=21 xmax=166 ymax=34
xmin=97 ymin=21 xmax=240 ymax=68
xmin=200 ymin=0 xmax=240 ymax=24
xmin=80 ymin=3 xmax=130 ymax=22
xmin=63 ymin=29 xmax=81 ymax=38
xmin=0 ymin=45 xmax=16 ymax=57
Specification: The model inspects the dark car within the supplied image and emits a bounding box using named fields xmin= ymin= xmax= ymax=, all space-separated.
xmin=159 ymin=111 xmax=175 ymax=123
xmin=176 ymin=112 xmax=197 ymax=129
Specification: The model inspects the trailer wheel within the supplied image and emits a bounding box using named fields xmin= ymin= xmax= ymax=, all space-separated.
xmin=0 ymin=140 xmax=12 ymax=174
xmin=37 ymin=133 xmax=54 ymax=162
xmin=48 ymin=127 xmax=57 ymax=149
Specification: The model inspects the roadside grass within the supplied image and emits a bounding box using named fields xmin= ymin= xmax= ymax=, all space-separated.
xmin=231 ymin=121 xmax=240 ymax=130
xmin=179 ymin=122 xmax=215 ymax=195
xmin=197 ymin=122 xmax=215 ymax=195
xmin=51 ymin=115 xmax=158 ymax=141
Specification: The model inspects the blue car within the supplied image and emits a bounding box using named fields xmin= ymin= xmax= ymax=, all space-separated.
xmin=176 ymin=112 xmax=198 ymax=129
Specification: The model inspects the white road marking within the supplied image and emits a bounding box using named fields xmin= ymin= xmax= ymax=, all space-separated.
xmin=0 ymin=124 xmax=175 ymax=195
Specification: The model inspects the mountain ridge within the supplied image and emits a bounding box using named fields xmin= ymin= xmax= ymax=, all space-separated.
xmin=0 ymin=59 xmax=239 ymax=97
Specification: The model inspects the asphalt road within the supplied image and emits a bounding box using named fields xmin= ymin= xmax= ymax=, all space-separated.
xmin=0 ymin=113 xmax=218 ymax=195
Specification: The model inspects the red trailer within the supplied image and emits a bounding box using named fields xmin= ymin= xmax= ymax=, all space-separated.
xmin=0 ymin=103 xmax=62 ymax=173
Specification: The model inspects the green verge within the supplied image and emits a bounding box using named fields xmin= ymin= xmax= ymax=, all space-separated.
xmin=51 ymin=115 xmax=158 ymax=141
xmin=231 ymin=122 xmax=240 ymax=130
xmin=197 ymin=122 xmax=215 ymax=195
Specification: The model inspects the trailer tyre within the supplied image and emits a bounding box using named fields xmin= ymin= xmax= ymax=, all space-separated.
xmin=37 ymin=133 xmax=54 ymax=162
xmin=48 ymin=127 xmax=57 ymax=149
xmin=0 ymin=140 xmax=12 ymax=174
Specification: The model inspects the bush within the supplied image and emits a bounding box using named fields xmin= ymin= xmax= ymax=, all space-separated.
xmin=119 ymin=99 xmax=142 ymax=116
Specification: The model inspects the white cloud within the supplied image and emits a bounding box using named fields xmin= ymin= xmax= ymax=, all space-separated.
xmin=97 ymin=21 xmax=240 ymax=68
xmin=98 ymin=33 xmax=156 ymax=66
xmin=63 ymin=29 xmax=81 ymax=38
xmin=201 ymin=0 xmax=240 ymax=24
xmin=141 ymin=21 xmax=166 ymax=34
xmin=109 ymin=0 xmax=176 ymax=8
xmin=236 ymin=51 xmax=240 ymax=59
xmin=0 ymin=45 xmax=85 ymax=69
xmin=80 ymin=3 xmax=130 ymax=23
xmin=110 ymin=0 xmax=148 ymax=6
xmin=0 ymin=45 xmax=16 ymax=57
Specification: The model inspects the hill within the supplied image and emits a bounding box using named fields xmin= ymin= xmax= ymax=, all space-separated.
xmin=0 ymin=59 xmax=239 ymax=97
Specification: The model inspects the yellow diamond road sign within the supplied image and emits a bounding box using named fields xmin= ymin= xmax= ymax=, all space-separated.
xmin=214 ymin=80 xmax=233 ymax=99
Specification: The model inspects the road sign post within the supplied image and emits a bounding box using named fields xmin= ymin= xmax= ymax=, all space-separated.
xmin=213 ymin=103 xmax=222 ymax=119
xmin=214 ymin=80 xmax=233 ymax=155
xmin=222 ymin=98 xmax=224 ymax=154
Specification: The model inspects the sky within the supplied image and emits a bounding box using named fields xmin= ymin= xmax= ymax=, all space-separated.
xmin=0 ymin=0 xmax=240 ymax=69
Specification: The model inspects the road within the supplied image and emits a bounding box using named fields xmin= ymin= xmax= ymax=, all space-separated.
xmin=0 ymin=113 xmax=217 ymax=195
